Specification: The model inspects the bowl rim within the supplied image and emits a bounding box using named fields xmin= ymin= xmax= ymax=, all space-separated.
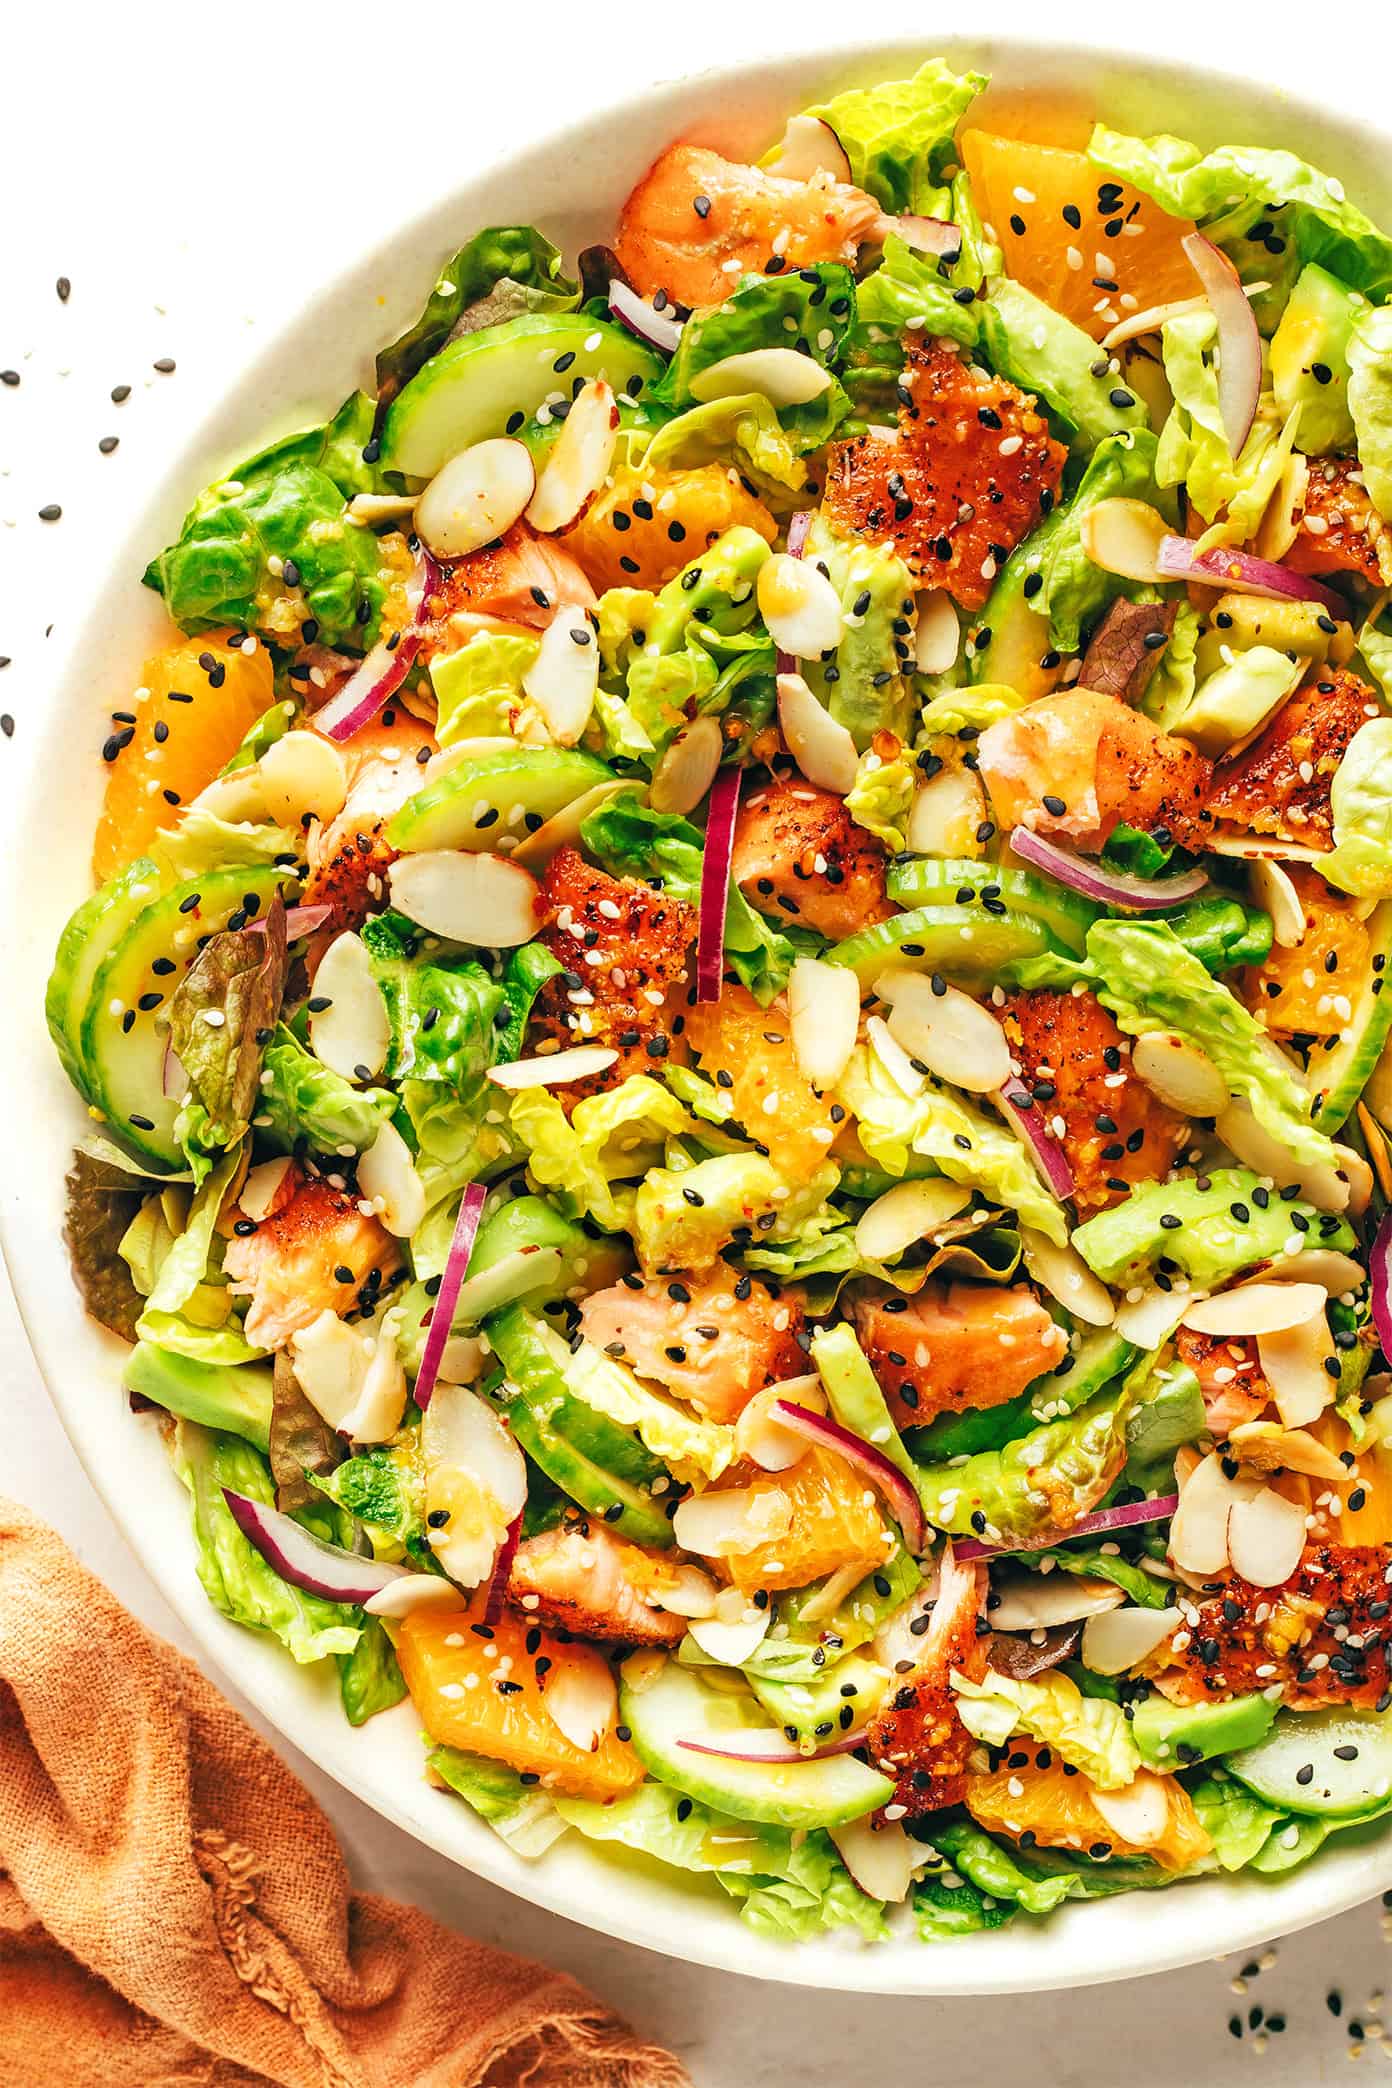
xmin=8 ymin=30 xmax=1392 ymax=1994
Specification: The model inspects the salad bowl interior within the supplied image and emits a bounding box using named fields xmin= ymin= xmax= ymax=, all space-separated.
xmin=6 ymin=33 xmax=1392 ymax=1992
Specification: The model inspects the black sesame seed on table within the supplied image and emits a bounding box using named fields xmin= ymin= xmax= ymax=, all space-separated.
xmin=38 ymin=504 xmax=62 ymax=522
xmin=152 ymin=357 xmax=176 ymax=374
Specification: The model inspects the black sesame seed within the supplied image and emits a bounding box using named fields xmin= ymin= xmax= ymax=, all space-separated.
xmin=153 ymin=357 xmax=176 ymax=374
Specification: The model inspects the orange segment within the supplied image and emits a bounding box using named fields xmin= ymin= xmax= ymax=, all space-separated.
xmin=397 ymin=1594 xmax=645 ymax=1802
xmin=684 ymin=981 xmax=839 ymax=1178
xmin=93 ymin=629 xmax=275 ymax=880
xmin=718 ymin=1444 xmax=892 ymax=1593
xmin=1241 ymin=866 xmax=1370 ymax=1036
xmin=563 ymin=463 xmax=776 ymax=593
xmin=1273 ymin=1414 xmax=1392 ymax=1547
xmin=966 ymin=1740 xmax=1212 ymax=1872
xmin=959 ymin=130 xmax=1198 ymax=339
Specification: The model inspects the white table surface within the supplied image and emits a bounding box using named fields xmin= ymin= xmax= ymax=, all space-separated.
xmin=5 ymin=3 xmax=1392 ymax=2078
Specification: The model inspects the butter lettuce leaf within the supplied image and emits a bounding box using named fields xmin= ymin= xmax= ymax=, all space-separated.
xmin=1348 ymin=304 xmax=1392 ymax=520
xmin=952 ymin=1667 xmax=1142 ymax=1790
xmin=430 ymin=631 xmax=540 ymax=743
xmin=1324 ymin=718 xmax=1392 ymax=898
xmin=915 ymin=1386 xmax=1132 ymax=1546
xmin=565 ymin=1340 xmax=736 ymax=1483
xmin=508 ymin=1075 xmax=704 ymax=1233
xmin=802 ymin=57 xmax=986 ymax=215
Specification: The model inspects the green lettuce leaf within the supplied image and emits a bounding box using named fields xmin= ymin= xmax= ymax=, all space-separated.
xmin=149 ymin=809 xmax=303 ymax=883
xmin=1138 ymin=598 xmax=1201 ymax=728
xmin=802 ymin=57 xmax=987 ymax=215
xmin=429 ymin=1744 xmax=568 ymax=1858
xmin=338 ymin=1618 xmax=407 ymax=1726
xmin=928 ymin=1820 xmax=1074 ymax=1916
xmin=656 ymin=264 xmax=856 ymax=454
xmin=1188 ymin=1774 xmax=1283 ymax=1871
xmin=633 ymin=1151 xmax=839 ymax=1274
xmin=1349 ymin=303 xmax=1392 ymax=520
xmin=430 ymin=630 xmax=540 ymax=743
xmin=1323 ymin=717 xmax=1392 ymax=900
xmin=980 ymin=279 xmax=1149 ymax=453
xmin=915 ymin=1385 xmax=1132 ymax=1546
xmin=843 ymin=234 xmax=980 ymax=413
xmin=313 ymin=1436 xmax=427 ymax=1563
xmin=360 ymin=910 xmax=502 ymax=1088
xmin=1155 ymin=311 xmax=1299 ymax=547
xmin=135 ymin=1152 xmax=260 ymax=1364
xmin=992 ymin=432 xmax=1162 ymax=657
xmin=564 ymin=1340 xmax=736 ymax=1482
xmin=508 ymin=1074 xmax=704 ymax=1233
xmin=256 ymin=1025 xmax=396 ymax=1157
xmin=376 ymin=227 xmax=579 ymax=404
xmin=952 ymin=1667 xmax=1142 ymax=1788
xmin=639 ymin=396 xmax=815 ymax=503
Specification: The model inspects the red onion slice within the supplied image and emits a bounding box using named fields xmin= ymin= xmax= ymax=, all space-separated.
xmin=1372 ymin=1211 xmax=1392 ymax=1362
xmin=313 ymin=549 xmax=441 ymax=743
xmin=770 ymin=1400 xmax=924 ymax=1552
xmin=1154 ymin=535 xmax=1347 ymax=619
xmin=1009 ymin=824 xmax=1209 ymax=912
xmin=1182 ymin=233 xmax=1262 ymax=458
xmin=223 ymin=1488 xmax=408 ymax=1603
xmin=608 ymin=279 xmax=683 ymax=355
xmin=414 ymin=1180 xmax=489 ymax=1411
xmin=786 ymin=509 xmax=814 ymax=559
xmin=696 ymin=764 xmax=741 ymax=1004
xmin=995 ymin=1076 xmax=1076 ymax=1203
xmin=956 ymin=1493 xmax=1180 ymax=1562
xmin=678 ymin=1727 xmax=871 ymax=1766
xmin=885 ymin=212 xmax=963 ymax=261
xmin=483 ymin=1510 xmax=523 ymax=1628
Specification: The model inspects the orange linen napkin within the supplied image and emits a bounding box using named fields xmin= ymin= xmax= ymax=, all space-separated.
xmin=0 ymin=1496 xmax=691 ymax=2088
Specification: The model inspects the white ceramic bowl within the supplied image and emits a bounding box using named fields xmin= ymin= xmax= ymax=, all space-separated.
xmin=6 ymin=35 xmax=1392 ymax=1993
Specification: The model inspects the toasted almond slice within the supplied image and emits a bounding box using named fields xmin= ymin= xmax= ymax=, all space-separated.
xmin=1263 ymin=1248 xmax=1366 ymax=1295
xmin=1207 ymin=835 xmax=1329 ymax=864
xmin=1169 ymin=1450 xmax=1262 ymax=1577
xmin=1249 ymin=857 xmax=1307 ymax=949
xmin=486 ymin=1044 xmax=619 ymax=1090
xmin=240 ymin=1155 xmax=293 ymax=1224
xmin=1332 ymin=1143 xmax=1374 ymax=1219
xmin=416 ymin=438 xmax=536 ymax=559
xmin=1099 ymin=295 xmax=1208 ymax=350
xmin=764 ymin=113 xmax=852 ymax=185
xmin=906 ymin=765 xmax=988 ymax=857
xmin=914 ymin=589 xmax=961 ymax=675
xmin=1130 ymin=1031 xmax=1228 ymax=1119
xmin=1112 ymin=1284 xmax=1189 ymax=1350
xmin=388 ymin=850 xmax=539 ymax=946
xmin=831 ymin=1815 xmax=916 ymax=1904
xmin=688 ymin=1592 xmax=772 ymax=1667
xmin=650 ymin=715 xmax=723 ymax=816
xmin=671 ymin=1486 xmax=791 ymax=1557
xmin=690 ymin=347 xmax=832 ymax=408
xmin=989 ymin=1573 xmax=1126 ymax=1632
xmin=1227 ymin=1485 xmax=1307 ymax=1587
xmin=543 ymin=1658 xmax=618 ymax=1753
xmin=865 ymin=1013 xmax=925 ymax=1097
xmin=307 ymin=931 xmax=390 ymax=1079
xmin=854 ymin=1178 xmax=973 ymax=1263
xmin=1181 ymin=1280 xmax=1326 ymax=1339
xmin=788 ymin=954 xmax=861 ymax=1089
xmin=364 ymin=1573 xmax=468 ymax=1618
xmin=877 ymin=969 xmax=1012 ymax=1094
xmin=509 ymin=778 xmax=630 ymax=871
xmin=1078 ymin=498 xmax=1168 ymax=582
xmin=777 ymin=670 xmax=859 ymax=794
xmin=757 ymin=552 xmax=844 ymax=658
xmin=526 ymin=378 xmax=619 ymax=534
xmin=347 ymin=490 xmax=420 ymax=527
xmin=258 ymin=730 xmax=349 ymax=826
xmin=422 ymin=1383 xmax=528 ymax=1588
xmin=1255 ymin=446 xmax=1309 ymax=563
xmin=1019 ymin=1227 xmax=1115 ymax=1327
xmin=1228 ymin=1420 xmax=1349 ymax=1482
xmin=521 ymin=604 xmax=599 ymax=745
xmin=1216 ymin=1100 xmax=1350 ymax=1214
xmin=734 ymin=1376 xmax=826 ymax=1472
xmin=1080 ymin=1605 xmax=1182 ymax=1676
xmin=357 ymin=1118 xmax=426 ymax=1237
xmin=1256 ymin=1311 xmax=1335 ymax=1429
xmin=1091 ymin=1772 xmax=1173 ymax=1847
xmin=649 ymin=1564 xmax=721 ymax=1619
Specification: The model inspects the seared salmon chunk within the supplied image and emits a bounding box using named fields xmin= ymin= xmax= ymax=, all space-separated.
xmin=852 ymin=1279 xmax=1068 ymax=1431
xmin=731 ymin=777 xmax=892 ymax=940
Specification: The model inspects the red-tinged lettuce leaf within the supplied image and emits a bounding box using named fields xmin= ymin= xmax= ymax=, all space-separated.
xmin=1078 ymin=598 xmax=1177 ymax=705
xmin=169 ymin=896 xmax=289 ymax=1154
xmin=62 ymin=1150 xmax=147 ymax=1341
xmin=269 ymin=1347 xmax=343 ymax=1516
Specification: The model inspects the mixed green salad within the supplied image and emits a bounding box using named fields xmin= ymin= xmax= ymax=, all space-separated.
xmin=49 ymin=55 xmax=1392 ymax=1947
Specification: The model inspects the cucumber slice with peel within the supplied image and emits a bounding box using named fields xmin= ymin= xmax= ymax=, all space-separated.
xmin=827 ymin=902 xmax=1058 ymax=986
xmin=1307 ymin=898 xmax=1392 ymax=1133
xmin=1226 ymin=1706 xmax=1392 ymax=1820
xmin=886 ymin=857 xmax=1098 ymax=955
xmin=46 ymin=856 xmax=166 ymax=1099
xmin=619 ymin=1656 xmax=894 ymax=1829
xmin=387 ymin=747 xmax=615 ymax=854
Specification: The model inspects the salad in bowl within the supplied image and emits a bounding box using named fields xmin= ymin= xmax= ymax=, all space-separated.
xmin=46 ymin=51 xmax=1392 ymax=1949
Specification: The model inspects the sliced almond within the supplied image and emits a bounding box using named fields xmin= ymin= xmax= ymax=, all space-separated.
xmin=486 ymin=1044 xmax=618 ymax=1090
xmin=906 ymin=765 xmax=987 ymax=857
xmin=258 ymin=730 xmax=349 ymax=826
xmin=1099 ymin=295 xmax=1208 ymax=350
xmin=799 ymin=1556 xmax=875 ymax=1626
xmin=877 ymin=969 xmax=1011 ymax=1094
xmin=1216 ymin=1100 xmax=1350 ymax=1214
xmin=521 ymin=604 xmax=599 ymax=745
xmin=1264 ymin=1248 xmax=1366 ymax=1295
xmin=1332 ymin=1143 xmax=1374 ymax=1219
xmin=1112 ymin=1284 xmax=1189 ymax=1350
xmin=650 ymin=1566 xmax=721 ymax=1619
xmin=757 ymin=552 xmax=844 ymax=659
xmin=308 ymin=931 xmax=390 ymax=1080
xmin=1255 ymin=446 xmax=1309 ymax=564
xmin=671 ymin=1486 xmax=791 ymax=1558
xmin=1169 ymin=1450 xmax=1261 ymax=1576
xmin=1206 ymin=835 xmax=1328 ymax=864
xmin=989 ymin=1573 xmax=1125 ymax=1633
xmin=1257 ymin=1311 xmax=1335 ymax=1429
xmin=240 ymin=1155 xmax=293 ymax=1224
xmin=855 ymin=1178 xmax=972 ymax=1263
xmin=788 ymin=954 xmax=861 ymax=1089
xmin=416 ymin=438 xmax=536 ymax=560
xmin=543 ymin=1657 xmax=618 ymax=1753
xmin=734 ymin=1376 xmax=825 ymax=1472
xmin=357 ymin=1118 xmax=426 ymax=1237
xmin=687 ymin=1590 xmax=772 ymax=1667
xmin=364 ymin=1573 xmax=467 ymax=1618
xmin=526 ymin=378 xmax=619 ymax=534
xmin=1080 ymin=1605 xmax=1182 ymax=1676
xmin=1077 ymin=498 xmax=1168 ymax=583
xmin=764 ymin=113 xmax=852 ymax=186
xmin=1130 ymin=1031 xmax=1228 ymax=1119
xmin=509 ymin=778 xmax=630 ymax=871
xmin=1227 ymin=1485 xmax=1308 ymax=1587
xmin=777 ymin=670 xmax=858 ymax=794
xmin=388 ymin=850 xmax=540 ymax=947
xmin=690 ymin=348 xmax=832 ymax=409
xmin=1249 ymin=857 xmax=1307 ymax=949
xmin=1091 ymin=1772 xmax=1173 ymax=1847
xmin=831 ymin=1815 xmax=916 ymax=1903
xmin=650 ymin=715 xmax=723 ymax=816
xmin=1019 ymin=1227 xmax=1115 ymax=1327
xmin=1181 ymin=1280 xmax=1326 ymax=1339
xmin=289 ymin=1309 xmax=407 ymax=1445
xmin=1228 ymin=1419 xmax=1349 ymax=1482
xmin=422 ymin=1383 xmax=527 ymax=1589
xmin=346 ymin=490 xmax=420 ymax=527
xmin=865 ymin=1014 xmax=925 ymax=1098
xmin=914 ymin=589 xmax=960 ymax=675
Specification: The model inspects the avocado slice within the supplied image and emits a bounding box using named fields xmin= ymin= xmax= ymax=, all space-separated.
xmin=453 ymin=1196 xmax=631 ymax=1324
xmin=1194 ymin=592 xmax=1349 ymax=683
xmin=1308 ymin=897 xmax=1392 ymax=1132
xmin=1173 ymin=647 xmax=1303 ymax=757
xmin=748 ymin=1652 xmax=888 ymax=1748
xmin=124 ymin=1340 xmax=274 ymax=1454
xmin=1132 ymin=1690 xmax=1277 ymax=1769
xmin=1271 ymin=263 xmax=1368 ymax=456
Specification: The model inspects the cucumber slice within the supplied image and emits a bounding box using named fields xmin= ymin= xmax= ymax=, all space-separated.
xmin=387 ymin=747 xmax=615 ymax=854
xmin=46 ymin=856 xmax=166 ymax=1099
xmin=827 ymin=902 xmax=1058 ymax=986
xmin=619 ymin=1657 xmax=894 ymax=1829
xmin=487 ymin=1302 xmax=674 ymax=1548
xmin=381 ymin=314 xmax=666 ymax=479
xmin=1226 ymin=1706 xmax=1392 ymax=1819
xmin=454 ymin=1196 xmax=630 ymax=1324
xmin=886 ymin=858 xmax=1098 ymax=956
xmin=1307 ymin=897 xmax=1392 ymax=1132
xmin=79 ymin=865 xmax=298 ymax=1170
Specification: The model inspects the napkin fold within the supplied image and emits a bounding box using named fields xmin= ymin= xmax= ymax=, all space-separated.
xmin=0 ymin=1496 xmax=690 ymax=2088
